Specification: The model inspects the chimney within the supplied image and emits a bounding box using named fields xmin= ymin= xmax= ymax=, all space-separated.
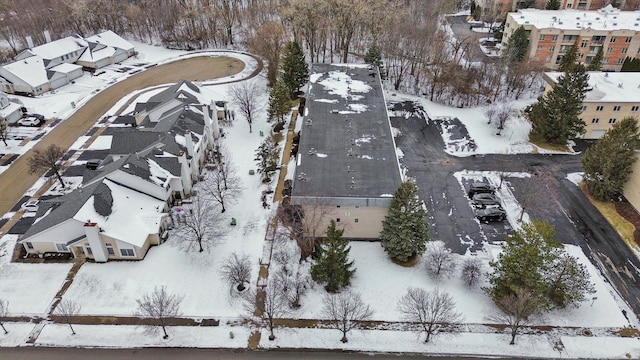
xmin=177 ymin=151 xmax=193 ymax=194
xmin=25 ymin=36 xmax=34 ymax=48
xmin=184 ymin=130 xmax=195 ymax=158
xmin=83 ymin=222 xmax=107 ymax=262
xmin=204 ymin=103 xmax=218 ymax=142
xmin=44 ymin=30 xmax=52 ymax=43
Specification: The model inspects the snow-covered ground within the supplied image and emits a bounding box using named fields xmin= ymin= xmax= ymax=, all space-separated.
xmin=0 ymin=40 xmax=638 ymax=358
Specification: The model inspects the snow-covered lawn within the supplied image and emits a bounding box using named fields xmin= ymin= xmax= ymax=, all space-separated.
xmin=36 ymin=323 xmax=250 ymax=348
xmin=0 ymin=323 xmax=36 ymax=347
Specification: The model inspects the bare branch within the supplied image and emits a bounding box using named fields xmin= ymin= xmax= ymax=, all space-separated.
xmin=55 ymin=299 xmax=81 ymax=335
xmin=322 ymin=291 xmax=374 ymax=343
xmin=28 ymin=144 xmax=66 ymax=187
xmin=487 ymin=288 xmax=543 ymax=345
xmin=135 ymin=286 xmax=183 ymax=339
xmin=219 ymin=252 xmax=252 ymax=292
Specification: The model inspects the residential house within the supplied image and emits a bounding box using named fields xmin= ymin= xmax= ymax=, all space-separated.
xmin=501 ymin=6 xmax=640 ymax=71
xmin=290 ymin=64 xmax=403 ymax=239
xmin=0 ymin=91 xmax=22 ymax=123
xmin=77 ymin=31 xmax=136 ymax=70
xmin=543 ymin=71 xmax=640 ymax=138
xmin=0 ymin=56 xmax=83 ymax=95
xmin=19 ymin=80 xmax=223 ymax=261
xmin=15 ymin=35 xmax=88 ymax=67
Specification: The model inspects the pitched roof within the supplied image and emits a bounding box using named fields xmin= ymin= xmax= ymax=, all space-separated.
xmin=1 ymin=56 xmax=51 ymax=87
xmin=28 ymin=35 xmax=88 ymax=60
xmin=85 ymin=30 xmax=134 ymax=51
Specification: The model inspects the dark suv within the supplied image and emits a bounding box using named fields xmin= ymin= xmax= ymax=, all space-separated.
xmin=471 ymin=193 xmax=501 ymax=208
xmin=468 ymin=182 xmax=496 ymax=197
xmin=475 ymin=207 xmax=506 ymax=222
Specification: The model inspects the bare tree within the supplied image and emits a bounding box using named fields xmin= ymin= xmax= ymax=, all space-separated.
xmin=424 ymin=241 xmax=456 ymax=279
xmin=487 ymin=288 xmax=542 ymax=345
xmin=0 ymin=118 xmax=8 ymax=147
xmin=202 ymin=147 xmax=242 ymax=213
xmin=484 ymin=104 xmax=498 ymax=125
xmin=136 ymin=286 xmax=184 ymax=339
xmin=28 ymin=144 xmax=66 ymax=188
xmin=512 ymin=171 xmax=559 ymax=222
xmin=228 ymin=81 xmax=263 ymax=133
xmin=0 ymin=299 xmax=8 ymax=334
xmin=322 ymin=291 xmax=374 ymax=343
xmin=461 ymin=257 xmax=483 ymax=287
xmin=495 ymin=104 xmax=514 ymax=136
xmin=243 ymin=277 xmax=291 ymax=341
xmin=397 ymin=287 xmax=463 ymax=343
xmin=275 ymin=267 xmax=312 ymax=309
xmin=277 ymin=198 xmax=333 ymax=260
xmin=219 ymin=252 xmax=252 ymax=292
xmin=246 ymin=21 xmax=286 ymax=86
xmin=173 ymin=196 xmax=226 ymax=253
xmin=54 ymin=299 xmax=81 ymax=335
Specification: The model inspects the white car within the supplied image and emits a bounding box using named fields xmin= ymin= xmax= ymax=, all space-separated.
xmin=21 ymin=200 xmax=40 ymax=212
xmin=17 ymin=117 xmax=43 ymax=127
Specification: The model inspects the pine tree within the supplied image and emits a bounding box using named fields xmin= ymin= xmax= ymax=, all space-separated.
xmin=380 ymin=181 xmax=430 ymax=262
xmin=311 ymin=220 xmax=356 ymax=293
xmin=503 ymin=26 xmax=529 ymax=62
xmin=267 ymin=80 xmax=291 ymax=124
xmin=545 ymin=0 xmax=561 ymax=10
xmin=582 ymin=117 xmax=640 ymax=201
xmin=486 ymin=220 xmax=595 ymax=309
xmin=621 ymin=57 xmax=640 ymax=72
xmin=529 ymin=63 xmax=589 ymax=144
xmin=254 ymin=136 xmax=280 ymax=183
xmin=557 ymin=41 xmax=579 ymax=72
xmin=280 ymin=41 xmax=309 ymax=98
xmin=364 ymin=41 xmax=384 ymax=78
xmin=587 ymin=46 xmax=604 ymax=71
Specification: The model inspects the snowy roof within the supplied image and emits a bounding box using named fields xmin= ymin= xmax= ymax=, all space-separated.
xmin=28 ymin=35 xmax=88 ymax=60
xmin=508 ymin=7 xmax=640 ymax=31
xmin=73 ymin=179 xmax=165 ymax=247
xmin=0 ymin=101 xmax=22 ymax=118
xmin=292 ymin=64 xmax=402 ymax=200
xmin=49 ymin=62 xmax=82 ymax=74
xmin=85 ymin=30 xmax=134 ymax=51
xmin=544 ymin=71 xmax=640 ymax=103
xmin=1 ymin=56 xmax=50 ymax=87
xmin=79 ymin=44 xmax=115 ymax=62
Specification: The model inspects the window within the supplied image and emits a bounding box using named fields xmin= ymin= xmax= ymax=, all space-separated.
xmin=563 ymin=35 xmax=576 ymax=42
xmin=549 ymin=45 xmax=556 ymax=51
xmin=614 ymin=105 xmax=621 ymax=111
xmin=607 ymin=47 xmax=613 ymax=53
xmin=540 ymin=35 xmax=545 ymax=40
xmin=56 ymin=243 xmax=69 ymax=252
xmin=609 ymin=118 xmax=617 ymax=124
xmin=596 ymin=105 xmax=604 ymax=111
xmin=592 ymin=118 xmax=599 ymax=124
xmin=536 ymin=45 xmax=542 ymax=51
xmin=618 ymin=58 xmax=625 ymax=64
xmin=354 ymin=218 xmax=359 ymax=223
xmin=604 ymin=57 xmax=609 ymax=64
xmin=336 ymin=218 xmax=341 ymax=223
xmin=336 ymin=205 xmax=341 ymax=208
xmin=593 ymin=35 xmax=606 ymax=43
xmin=551 ymin=35 xmax=558 ymax=41
xmin=622 ymin=48 xmax=629 ymax=54
xmin=546 ymin=56 xmax=552 ymax=63
xmin=345 ymin=211 xmax=351 ymax=216
xmin=107 ymin=247 xmax=115 ymax=256
xmin=610 ymin=37 xmax=617 ymax=43
xmin=120 ymin=248 xmax=135 ymax=257
xmin=581 ymin=106 xmax=587 ymax=111
xmin=355 ymin=205 xmax=360 ymax=209
xmin=632 ymin=106 xmax=639 ymax=112
xmin=581 ymin=40 xmax=588 ymax=48
xmin=85 ymin=245 xmax=93 ymax=256
xmin=626 ymin=37 xmax=632 ymax=43
xmin=25 ymin=242 xmax=33 ymax=249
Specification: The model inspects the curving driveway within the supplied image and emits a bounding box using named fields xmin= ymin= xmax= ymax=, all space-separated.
xmin=0 ymin=54 xmax=261 ymax=217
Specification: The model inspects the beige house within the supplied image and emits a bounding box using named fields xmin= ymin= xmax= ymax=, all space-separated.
xmin=291 ymin=64 xmax=403 ymax=239
xmin=502 ymin=6 xmax=640 ymax=71
xmin=543 ymin=71 xmax=640 ymax=138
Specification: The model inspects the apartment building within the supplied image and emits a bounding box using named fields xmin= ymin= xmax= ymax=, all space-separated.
xmin=502 ymin=6 xmax=640 ymax=70
xmin=543 ymin=71 xmax=640 ymax=138
xmin=484 ymin=0 xmax=639 ymax=16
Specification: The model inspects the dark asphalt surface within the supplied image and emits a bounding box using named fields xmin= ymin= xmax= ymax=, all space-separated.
xmin=0 ymin=347 xmax=515 ymax=360
xmin=390 ymin=101 xmax=640 ymax=320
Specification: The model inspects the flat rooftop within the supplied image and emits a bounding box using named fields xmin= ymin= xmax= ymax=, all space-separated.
xmin=508 ymin=6 xmax=640 ymax=31
xmin=292 ymin=63 xmax=402 ymax=201
xmin=545 ymin=71 xmax=640 ymax=102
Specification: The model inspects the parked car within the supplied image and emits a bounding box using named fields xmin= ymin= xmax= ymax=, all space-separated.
xmin=85 ymin=159 xmax=102 ymax=170
xmin=468 ymin=182 xmax=496 ymax=197
xmin=471 ymin=193 xmax=501 ymax=207
xmin=475 ymin=207 xmax=506 ymax=222
xmin=21 ymin=200 xmax=40 ymax=212
xmin=17 ymin=116 xmax=43 ymax=127
xmin=30 ymin=114 xmax=45 ymax=121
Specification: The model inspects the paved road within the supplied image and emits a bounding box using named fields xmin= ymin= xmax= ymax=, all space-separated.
xmin=0 ymin=55 xmax=246 ymax=217
xmin=0 ymin=347 xmax=505 ymax=360
xmin=391 ymin=101 xmax=640 ymax=320
xmin=446 ymin=15 xmax=491 ymax=63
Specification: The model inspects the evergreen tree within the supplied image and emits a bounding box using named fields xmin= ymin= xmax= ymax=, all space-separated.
xmin=254 ymin=136 xmax=280 ymax=182
xmin=557 ymin=41 xmax=579 ymax=72
xmin=380 ymin=181 xmax=430 ymax=262
xmin=503 ymin=25 xmax=529 ymax=62
xmin=493 ymin=19 xmax=506 ymax=42
xmin=364 ymin=41 xmax=384 ymax=78
xmin=267 ymin=80 xmax=291 ymax=124
xmin=280 ymin=41 xmax=309 ymax=98
xmin=486 ymin=221 xmax=595 ymax=309
xmin=545 ymin=0 xmax=561 ymax=10
xmin=621 ymin=57 xmax=640 ymax=72
xmin=587 ymin=46 xmax=604 ymax=71
xmin=582 ymin=117 xmax=640 ymax=201
xmin=311 ymin=220 xmax=355 ymax=292
xmin=529 ymin=63 xmax=589 ymax=144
